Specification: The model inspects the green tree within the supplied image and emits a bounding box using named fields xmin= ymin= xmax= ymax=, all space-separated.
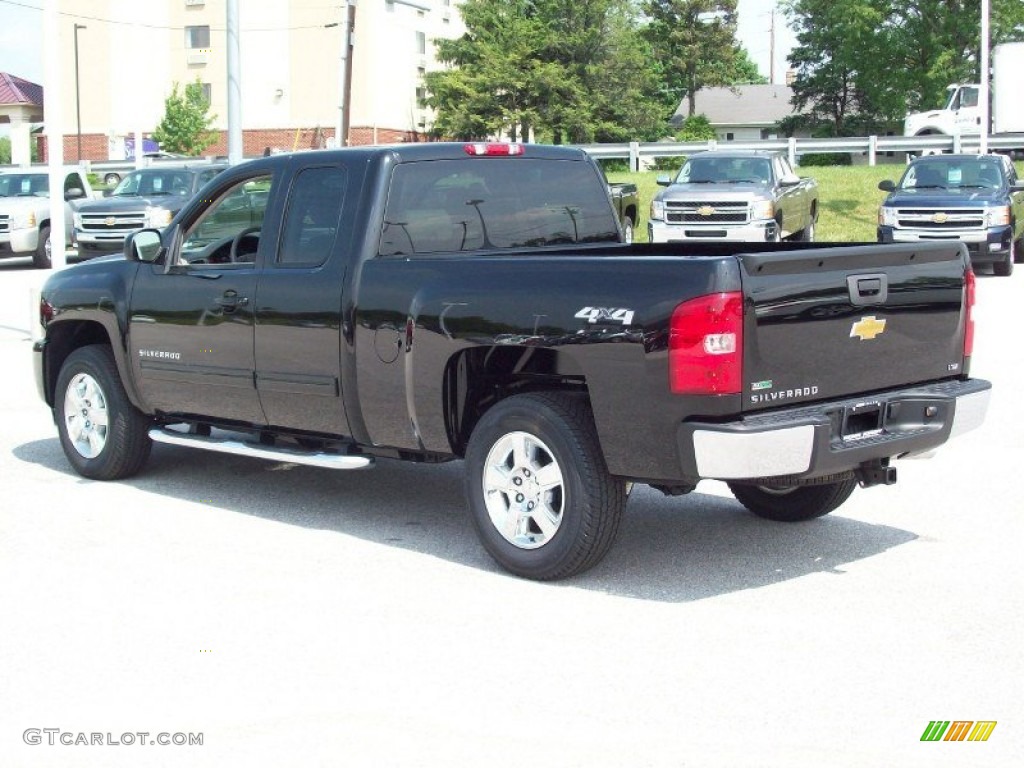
xmin=676 ymin=113 xmax=715 ymax=140
xmin=783 ymin=0 xmax=1024 ymax=134
xmin=424 ymin=0 xmax=664 ymax=143
xmin=0 ymin=136 xmax=10 ymax=164
xmin=783 ymin=0 xmax=892 ymax=134
xmin=732 ymin=45 xmax=767 ymax=85
xmin=151 ymin=80 xmax=217 ymax=155
xmin=642 ymin=0 xmax=745 ymax=118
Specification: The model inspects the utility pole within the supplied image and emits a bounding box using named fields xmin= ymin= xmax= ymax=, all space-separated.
xmin=335 ymin=1 xmax=355 ymax=147
xmin=980 ymin=0 xmax=990 ymax=154
xmin=769 ymin=8 xmax=776 ymax=84
xmin=73 ymin=24 xmax=86 ymax=162
xmin=227 ymin=0 xmax=243 ymax=164
xmin=43 ymin=0 xmax=66 ymax=269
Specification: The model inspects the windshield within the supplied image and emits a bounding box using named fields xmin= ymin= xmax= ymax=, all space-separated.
xmin=675 ymin=156 xmax=771 ymax=185
xmin=112 ymin=169 xmax=194 ymax=197
xmin=0 ymin=174 xmax=49 ymax=197
xmin=899 ymin=158 xmax=1004 ymax=191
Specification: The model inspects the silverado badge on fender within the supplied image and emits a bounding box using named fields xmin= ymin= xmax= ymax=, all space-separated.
xmin=850 ymin=316 xmax=887 ymax=341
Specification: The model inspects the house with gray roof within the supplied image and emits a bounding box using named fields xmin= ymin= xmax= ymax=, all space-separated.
xmin=670 ymin=84 xmax=807 ymax=141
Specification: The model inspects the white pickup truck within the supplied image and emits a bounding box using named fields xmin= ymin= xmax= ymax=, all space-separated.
xmin=0 ymin=167 xmax=95 ymax=269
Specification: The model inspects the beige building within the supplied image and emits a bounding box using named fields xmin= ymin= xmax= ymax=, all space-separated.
xmin=55 ymin=0 xmax=465 ymax=160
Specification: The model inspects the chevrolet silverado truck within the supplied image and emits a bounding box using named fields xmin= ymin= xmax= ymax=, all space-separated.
xmin=649 ymin=150 xmax=818 ymax=243
xmin=878 ymin=154 xmax=1024 ymax=277
xmin=74 ymin=163 xmax=228 ymax=256
xmin=0 ymin=167 xmax=94 ymax=269
xmin=33 ymin=143 xmax=990 ymax=580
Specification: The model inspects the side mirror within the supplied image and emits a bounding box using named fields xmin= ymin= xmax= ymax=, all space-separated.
xmin=878 ymin=180 xmax=896 ymax=192
xmin=779 ymin=174 xmax=801 ymax=187
xmin=1012 ymin=180 xmax=1024 ymax=192
xmin=656 ymin=174 xmax=672 ymax=187
xmin=124 ymin=229 xmax=163 ymax=263
xmin=65 ymin=187 xmax=85 ymax=200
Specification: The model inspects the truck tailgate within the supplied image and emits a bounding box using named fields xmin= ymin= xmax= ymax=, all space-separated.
xmin=739 ymin=243 xmax=970 ymax=413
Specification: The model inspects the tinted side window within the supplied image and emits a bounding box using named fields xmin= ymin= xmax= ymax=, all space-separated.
xmin=178 ymin=174 xmax=274 ymax=265
xmin=379 ymin=158 xmax=618 ymax=256
xmin=277 ymin=167 xmax=347 ymax=267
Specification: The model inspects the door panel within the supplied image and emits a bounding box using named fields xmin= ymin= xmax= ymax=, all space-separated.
xmin=254 ymin=164 xmax=350 ymax=435
xmin=127 ymin=171 xmax=277 ymax=425
xmin=128 ymin=264 xmax=264 ymax=424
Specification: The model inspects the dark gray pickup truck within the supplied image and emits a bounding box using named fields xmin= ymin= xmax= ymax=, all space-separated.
xmin=73 ymin=163 xmax=227 ymax=255
xmin=34 ymin=142 xmax=990 ymax=580
xmin=649 ymin=150 xmax=819 ymax=243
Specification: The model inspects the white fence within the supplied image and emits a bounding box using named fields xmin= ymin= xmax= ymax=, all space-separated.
xmin=575 ymin=134 xmax=1024 ymax=170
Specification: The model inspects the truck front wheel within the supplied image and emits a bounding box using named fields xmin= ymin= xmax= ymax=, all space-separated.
xmin=464 ymin=392 xmax=626 ymax=580
xmin=33 ymin=225 xmax=51 ymax=269
xmin=727 ymin=479 xmax=857 ymax=522
xmin=55 ymin=345 xmax=152 ymax=480
xmin=994 ymin=240 xmax=1014 ymax=276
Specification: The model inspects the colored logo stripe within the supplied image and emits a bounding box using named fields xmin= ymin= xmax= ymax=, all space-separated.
xmin=921 ymin=720 xmax=996 ymax=742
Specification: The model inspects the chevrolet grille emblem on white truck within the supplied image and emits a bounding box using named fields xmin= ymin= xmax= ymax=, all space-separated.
xmin=575 ymin=307 xmax=635 ymax=325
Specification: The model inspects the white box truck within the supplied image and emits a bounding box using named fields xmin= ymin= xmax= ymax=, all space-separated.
xmin=904 ymin=42 xmax=1024 ymax=142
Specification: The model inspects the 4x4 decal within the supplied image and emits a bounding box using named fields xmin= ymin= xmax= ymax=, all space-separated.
xmin=575 ymin=307 xmax=635 ymax=325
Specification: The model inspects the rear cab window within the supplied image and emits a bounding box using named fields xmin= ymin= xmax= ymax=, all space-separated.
xmin=378 ymin=158 xmax=619 ymax=256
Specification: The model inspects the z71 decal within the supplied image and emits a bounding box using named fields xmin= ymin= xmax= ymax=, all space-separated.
xmin=575 ymin=307 xmax=636 ymax=325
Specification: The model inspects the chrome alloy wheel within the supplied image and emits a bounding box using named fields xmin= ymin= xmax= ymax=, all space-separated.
xmin=63 ymin=372 xmax=110 ymax=458
xmin=482 ymin=431 xmax=565 ymax=549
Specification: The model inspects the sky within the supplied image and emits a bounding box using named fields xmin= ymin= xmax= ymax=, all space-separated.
xmin=737 ymin=0 xmax=798 ymax=84
xmin=0 ymin=0 xmax=44 ymax=84
xmin=0 ymin=0 xmax=797 ymax=135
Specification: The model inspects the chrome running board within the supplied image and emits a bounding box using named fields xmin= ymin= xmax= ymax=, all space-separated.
xmin=149 ymin=428 xmax=374 ymax=470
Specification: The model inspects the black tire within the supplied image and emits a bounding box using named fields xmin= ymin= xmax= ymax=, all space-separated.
xmin=33 ymin=225 xmax=51 ymax=269
xmin=727 ymin=478 xmax=858 ymax=523
xmin=464 ymin=392 xmax=626 ymax=580
xmin=994 ymin=242 xmax=1013 ymax=277
xmin=55 ymin=345 xmax=152 ymax=480
xmin=798 ymin=210 xmax=817 ymax=242
xmin=103 ymin=172 xmax=121 ymax=186
xmin=621 ymin=216 xmax=634 ymax=244
xmin=1014 ymin=233 xmax=1023 ymax=264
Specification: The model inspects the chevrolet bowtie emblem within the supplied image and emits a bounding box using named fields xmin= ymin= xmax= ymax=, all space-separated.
xmin=932 ymin=212 xmax=948 ymax=224
xmin=850 ymin=316 xmax=887 ymax=340
xmin=696 ymin=205 xmax=715 ymax=217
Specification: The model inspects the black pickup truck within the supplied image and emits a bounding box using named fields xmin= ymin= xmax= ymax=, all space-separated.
xmin=34 ymin=143 xmax=990 ymax=580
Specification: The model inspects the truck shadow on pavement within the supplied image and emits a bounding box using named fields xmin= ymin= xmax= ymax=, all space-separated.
xmin=14 ymin=438 xmax=918 ymax=603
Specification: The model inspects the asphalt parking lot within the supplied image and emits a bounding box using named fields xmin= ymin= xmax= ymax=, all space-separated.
xmin=0 ymin=253 xmax=1021 ymax=767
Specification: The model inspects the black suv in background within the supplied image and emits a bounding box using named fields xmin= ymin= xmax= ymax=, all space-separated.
xmin=73 ymin=163 xmax=228 ymax=255
xmin=877 ymin=154 xmax=1024 ymax=276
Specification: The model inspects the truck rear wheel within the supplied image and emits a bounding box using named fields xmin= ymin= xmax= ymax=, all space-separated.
xmin=33 ymin=225 xmax=51 ymax=269
xmin=464 ymin=392 xmax=626 ymax=580
xmin=727 ymin=479 xmax=857 ymax=522
xmin=55 ymin=345 xmax=152 ymax=480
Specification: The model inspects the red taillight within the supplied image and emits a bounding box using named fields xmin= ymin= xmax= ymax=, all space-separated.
xmin=39 ymin=297 xmax=54 ymax=327
xmin=963 ymin=267 xmax=975 ymax=358
xmin=464 ymin=142 xmax=525 ymax=156
xmin=669 ymin=292 xmax=744 ymax=395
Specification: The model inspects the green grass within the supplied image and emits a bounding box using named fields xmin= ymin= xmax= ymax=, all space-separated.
xmin=608 ymin=161 xmax=1024 ymax=243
